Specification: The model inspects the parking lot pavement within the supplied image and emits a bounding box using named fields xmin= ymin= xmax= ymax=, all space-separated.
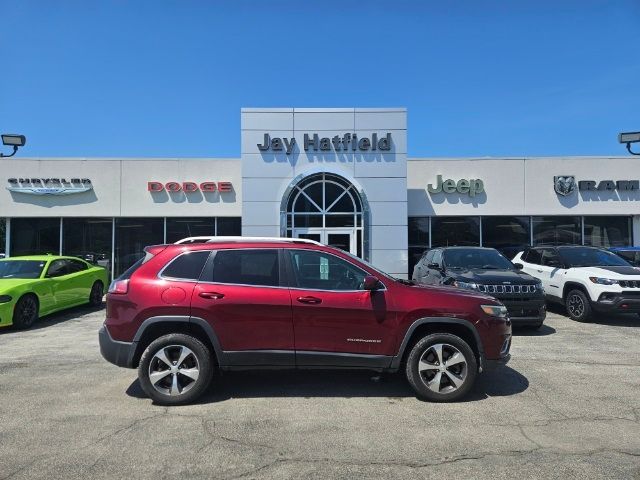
xmin=0 ymin=307 xmax=638 ymax=480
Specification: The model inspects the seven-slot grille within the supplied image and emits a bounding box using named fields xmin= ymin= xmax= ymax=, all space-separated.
xmin=618 ymin=280 xmax=640 ymax=288
xmin=477 ymin=284 xmax=538 ymax=294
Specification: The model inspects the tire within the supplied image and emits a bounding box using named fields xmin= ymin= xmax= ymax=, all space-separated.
xmin=89 ymin=281 xmax=104 ymax=307
xmin=12 ymin=295 xmax=39 ymax=330
xmin=138 ymin=333 xmax=214 ymax=406
xmin=565 ymin=289 xmax=592 ymax=322
xmin=405 ymin=333 xmax=478 ymax=402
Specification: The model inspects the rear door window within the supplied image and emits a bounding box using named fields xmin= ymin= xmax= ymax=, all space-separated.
xmin=162 ymin=251 xmax=211 ymax=281
xmin=432 ymin=249 xmax=442 ymax=267
xmin=206 ymin=249 xmax=280 ymax=287
xmin=524 ymin=249 xmax=542 ymax=265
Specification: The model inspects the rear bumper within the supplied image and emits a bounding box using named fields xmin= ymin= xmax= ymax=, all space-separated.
xmin=593 ymin=294 xmax=640 ymax=313
xmin=99 ymin=325 xmax=137 ymax=368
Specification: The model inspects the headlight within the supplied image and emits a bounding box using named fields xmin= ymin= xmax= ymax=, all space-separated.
xmin=481 ymin=304 xmax=509 ymax=318
xmin=453 ymin=280 xmax=479 ymax=290
xmin=535 ymin=280 xmax=544 ymax=292
xmin=0 ymin=295 xmax=12 ymax=303
xmin=588 ymin=277 xmax=619 ymax=285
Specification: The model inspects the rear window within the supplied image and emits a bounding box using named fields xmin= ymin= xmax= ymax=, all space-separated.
xmin=207 ymin=249 xmax=279 ymax=287
xmin=161 ymin=251 xmax=210 ymax=280
xmin=118 ymin=251 xmax=155 ymax=280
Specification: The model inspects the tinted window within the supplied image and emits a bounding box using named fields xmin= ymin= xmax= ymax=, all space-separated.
xmin=211 ymin=250 xmax=279 ymax=287
xmin=424 ymin=250 xmax=435 ymax=264
xmin=67 ymin=259 xmax=88 ymax=273
xmin=482 ymin=216 xmax=531 ymax=259
xmin=524 ymin=249 xmax=542 ymax=265
xmin=408 ymin=217 xmax=430 ymax=275
xmin=10 ymin=218 xmax=60 ymax=256
xmin=289 ymin=250 xmax=367 ymax=291
xmin=162 ymin=251 xmax=210 ymax=280
xmin=47 ymin=260 xmax=69 ymax=277
xmin=614 ymin=250 xmax=640 ymax=266
xmin=443 ymin=249 xmax=513 ymax=270
xmin=532 ymin=216 xmax=580 ymax=246
xmin=559 ymin=247 xmax=630 ymax=268
xmin=540 ymin=249 xmax=561 ymax=267
xmin=0 ymin=260 xmax=46 ymax=279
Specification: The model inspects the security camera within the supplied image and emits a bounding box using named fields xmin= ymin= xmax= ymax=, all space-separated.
xmin=618 ymin=132 xmax=640 ymax=144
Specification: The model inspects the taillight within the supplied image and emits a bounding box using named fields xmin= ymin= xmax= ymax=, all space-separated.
xmin=108 ymin=279 xmax=129 ymax=294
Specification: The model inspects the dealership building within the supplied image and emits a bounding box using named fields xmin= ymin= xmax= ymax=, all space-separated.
xmin=1 ymin=107 xmax=639 ymax=279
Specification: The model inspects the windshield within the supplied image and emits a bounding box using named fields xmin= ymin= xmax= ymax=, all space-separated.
xmin=560 ymin=248 xmax=631 ymax=267
xmin=0 ymin=260 xmax=46 ymax=279
xmin=443 ymin=249 xmax=514 ymax=270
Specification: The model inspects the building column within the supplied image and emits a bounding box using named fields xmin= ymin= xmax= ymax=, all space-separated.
xmin=633 ymin=216 xmax=640 ymax=246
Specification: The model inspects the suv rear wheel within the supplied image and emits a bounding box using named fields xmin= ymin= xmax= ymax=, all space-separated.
xmin=138 ymin=333 xmax=214 ymax=405
xmin=565 ymin=289 xmax=592 ymax=322
xmin=405 ymin=333 xmax=477 ymax=402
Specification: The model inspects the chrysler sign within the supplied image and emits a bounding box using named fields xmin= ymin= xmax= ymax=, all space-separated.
xmin=7 ymin=178 xmax=93 ymax=195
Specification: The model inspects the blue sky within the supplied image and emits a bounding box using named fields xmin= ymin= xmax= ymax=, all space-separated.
xmin=1 ymin=0 xmax=639 ymax=158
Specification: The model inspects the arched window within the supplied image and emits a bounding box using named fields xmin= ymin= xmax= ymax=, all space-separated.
xmin=284 ymin=173 xmax=364 ymax=257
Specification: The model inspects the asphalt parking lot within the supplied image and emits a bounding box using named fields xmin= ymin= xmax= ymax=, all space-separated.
xmin=0 ymin=306 xmax=638 ymax=480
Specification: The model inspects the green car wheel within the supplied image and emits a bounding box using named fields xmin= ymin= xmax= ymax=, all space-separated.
xmin=13 ymin=295 xmax=38 ymax=330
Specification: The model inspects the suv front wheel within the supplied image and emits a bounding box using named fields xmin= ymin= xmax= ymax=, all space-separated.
xmin=405 ymin=333 xmax=478 ymax=402
xmin=565 ymin=289 xmax=592 ymax=322
xmin=138 ymin=333 xmax=214 ymax=405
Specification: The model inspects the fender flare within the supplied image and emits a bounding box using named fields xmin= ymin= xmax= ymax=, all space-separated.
xmin=132 ymin=315 xmax=223 ymax=360
xmin=389 ymin=316 xmax=484 ymax=370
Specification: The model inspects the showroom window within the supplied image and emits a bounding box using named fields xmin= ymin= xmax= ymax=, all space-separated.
xmin=216 ymin=217 xmax=242 ymax=236
xmin=482 ymin=216 xmax=531 ymax=260
xmin=114 ymin=218 xmax=164 ymax=277
xmin=532 ymin=216 xmax=581 ymax=246
xmin=431 ymin=217 xmax=480 ymax=248
xmin=166 ymin=218 xmax=216 ymax=244
xmin=408 ymin=217 xmax=429 ymax=275
xmin=0 ymin=218 xmax=5 ymax=256
xmin=62 ymin=218 xmax=113 ymax=274
xmin=583 ymin=216 xmax=632 ymax=247
xmin=10 ymin=218 xmax=61 ymax=257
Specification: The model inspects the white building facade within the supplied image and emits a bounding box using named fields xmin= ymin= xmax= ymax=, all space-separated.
xmin=1 ymin=108 xmax=639 ymax=279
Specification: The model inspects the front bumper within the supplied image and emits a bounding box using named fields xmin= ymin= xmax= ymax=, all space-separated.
xmin=594 ymin=293 xmax=640 ymax=314
xmin=99 ymin=325 xmax=137 ymax=368
xmin=0 ymin=301 xmax=14 ymax=327
xmin=497 ymin=297 xmax=546 ymax=325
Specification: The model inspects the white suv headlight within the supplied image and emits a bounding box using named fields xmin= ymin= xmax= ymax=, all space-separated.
xmin=588 ymin=277 xmax=619 ymax=285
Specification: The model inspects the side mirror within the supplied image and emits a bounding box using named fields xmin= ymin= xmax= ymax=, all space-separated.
xmin=427 ymin=262 xmax=441 ymax=270
xmin=513 ymin=263 xmax=524 ymax=270
xmin=363 ymin=275 xmax=381 ymax=291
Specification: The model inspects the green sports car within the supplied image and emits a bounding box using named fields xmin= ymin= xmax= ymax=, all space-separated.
xmin=0 ymin=255 xmax=109 ymax=330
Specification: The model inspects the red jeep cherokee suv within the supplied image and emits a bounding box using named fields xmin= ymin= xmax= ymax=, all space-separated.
xmin=99 ymin=238 xmax=511 ymax=405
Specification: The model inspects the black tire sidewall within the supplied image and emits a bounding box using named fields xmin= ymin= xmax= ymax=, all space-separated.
xmin=405 ymin=333 xmax=478 ymax=402
xmin=138 ymin=333 xmax=213 ymax=406
xmin=89 ymin=281 xmax=104 ymax=307
xmin=566 ymin=289 xmax=592 ymax=322
xmin=13 ymin=295 xmax=38 ymax=329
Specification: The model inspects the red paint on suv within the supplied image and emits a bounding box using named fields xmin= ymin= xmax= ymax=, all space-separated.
xmin=99 ymin=238 xmax=511 ymax=405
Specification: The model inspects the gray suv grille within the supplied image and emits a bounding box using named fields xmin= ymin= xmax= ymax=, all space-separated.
xmin=619 ymin=280 xmax=640 ymax=288
xmin=478 ymin=284 xmax=538 ymax=294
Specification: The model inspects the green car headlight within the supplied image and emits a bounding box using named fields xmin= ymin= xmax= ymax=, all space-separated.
xmin=0 ymin=295 xmax=12 ymax=303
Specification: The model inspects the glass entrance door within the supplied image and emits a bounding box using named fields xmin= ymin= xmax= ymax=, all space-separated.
xmin=293 ymin=228 xmax=356 ymax=255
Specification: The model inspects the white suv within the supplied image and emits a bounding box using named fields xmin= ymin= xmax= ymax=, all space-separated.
xmin=513 ymin=246 xmax=640 ymax=322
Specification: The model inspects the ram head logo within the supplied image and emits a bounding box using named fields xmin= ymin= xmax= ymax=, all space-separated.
xmin=554 ymin=176 xmax=577 ymax=196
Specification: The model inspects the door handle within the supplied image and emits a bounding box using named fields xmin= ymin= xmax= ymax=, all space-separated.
xmin=537 ymin=270 xmax=543 ymax=273
xmin=297 ymin=296 xmax=322 ymax=305
xmin=199 ymin=292 xmax=225 ymax=300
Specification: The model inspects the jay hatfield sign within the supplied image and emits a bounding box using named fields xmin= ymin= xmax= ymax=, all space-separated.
xmin=257 ymin=132 xmax=392 ymax=154
xmin=554 ymin=176 xmax=640 ymax=196
xmin=7 ymin=178 xmax=93 ymax=195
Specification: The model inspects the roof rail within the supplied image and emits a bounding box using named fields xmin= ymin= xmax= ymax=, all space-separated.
xmin=174 ymin=236 xmax=323 ymax=246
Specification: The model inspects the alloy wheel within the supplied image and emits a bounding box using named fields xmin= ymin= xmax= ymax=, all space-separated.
xmin=20 ymin=297 xmax=37 ymax=327
xmin=91 ymin=284 xmax=103 ymax=305
xmin=568 ymin=294 xmax=585 ymax=318
xmin=418 ymin=343 xmax=468 ymax=394
xmin=148 ymin=345 xmax=200 ymax=396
